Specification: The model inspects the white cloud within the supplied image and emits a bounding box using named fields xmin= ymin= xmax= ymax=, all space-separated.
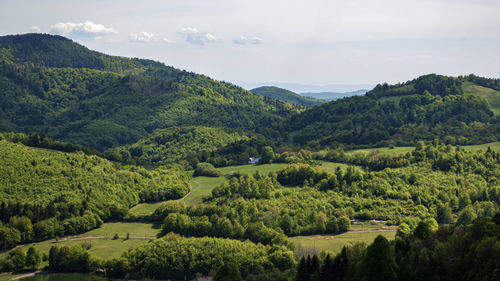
xmin=129 ymin=31 xmax=155 ymax=42
xmin=233 ymin=35 xmax=263 ymax=45
xmin=163 ymin=38 xmax=175 ymax=43
xmin=30 ymin=25 xmax=41 ymax=32
xmin=179 ymin=27 xmax=217 ymax=45
xmin=250 ymin=37 xmax=263 ymax=45
xmin=233 ymin=35 xmax=247 ymax=45
xmin=50 ymin=21 xmax=117 ymax=38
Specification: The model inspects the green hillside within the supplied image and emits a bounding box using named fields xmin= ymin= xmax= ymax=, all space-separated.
xmin=1 ymin=34 xmax=500 ymax=281
xmin=104 ymin=126 xmax=252 ymax=165
xmin=0 ymin=34 xmax=300 ymax=151
xmin=280 ymin=74 xmax=500 ymax=148
xmin=0 ymin=134 xmax=189 ymax=247
xmin=251 ymin=86 xmax=325 ymax=106
xmin=463 ymin=82 xmax=500 ymax=115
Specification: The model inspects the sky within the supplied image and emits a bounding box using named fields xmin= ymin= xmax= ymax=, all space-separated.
xmin=1 ymin=0 xmax=500 ymax=87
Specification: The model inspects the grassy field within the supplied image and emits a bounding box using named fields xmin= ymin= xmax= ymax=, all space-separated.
xmin=215 ymin=163 xmax=287 ymax=175
xmin=184 ymin=176 xmax=226 ymax=205
xmin=128 ymin=201 xmax=166 ymax=217
xmin=0 ymin=237 xmax=152 ymax=262
xmin=463 ymin=83 xmax=500 ymax=115
xmin=79 ymin=222 xmax=161 ymax=238
xmin=347 ymin=146 xmax=414 ymax=155
xmin=316 ymin=162 xmax=353 ymax=173
xmin=462 ymin=142 xmax=500 ymax=152
xmin=0 ymin=222 xmax=160 ymax=263
xmin=291 ymin=224 xmax=397 ymax=256
xmin=346 ymin=141 xmax=500 ymax=156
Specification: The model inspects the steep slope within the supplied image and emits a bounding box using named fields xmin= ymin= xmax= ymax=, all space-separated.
xmin=251 ymin=86 xmax=325 ymax=106
xmin=0 ymin=34 xmax=300 ymax=150
xmin=0 ymin=33 xmax=163 ymax=72
xmin=0 ymin=133 xmax=190 ymax=247
xmin=281 ymin=74 xmax=500 ymax=148
xmin=0 ymin=132 xmax=190 ymax=215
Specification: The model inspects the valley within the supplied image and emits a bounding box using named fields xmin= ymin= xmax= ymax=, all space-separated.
xmin=0 ymin=34 xmax=499 ymax=281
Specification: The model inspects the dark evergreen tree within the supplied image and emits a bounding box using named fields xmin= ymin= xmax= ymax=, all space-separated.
xmin=361 ymin=235 xmax=397 ymax=281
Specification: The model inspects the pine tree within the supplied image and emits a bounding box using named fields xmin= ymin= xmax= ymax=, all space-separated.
xmin=296 ymin=256 xmax=309 ymax=281
xmin=361 ymin=235 xmax=397 ymax=281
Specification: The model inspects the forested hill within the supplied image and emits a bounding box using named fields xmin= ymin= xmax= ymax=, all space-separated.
xmin=0 ymin=132 xmax=190 ymax=248
xmin=0 ymin=33 xmax=300 ymax=151
xmin=0 ymin=33 xmax=171 ymax=72
xmin=281 ymin=74 xmax=500 ymax=148
xmin=251 ymin=86 xmax=325 ymax=106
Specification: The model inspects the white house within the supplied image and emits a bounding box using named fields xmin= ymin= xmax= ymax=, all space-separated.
xmin=248 ymin=157 xmax=259 ymax=164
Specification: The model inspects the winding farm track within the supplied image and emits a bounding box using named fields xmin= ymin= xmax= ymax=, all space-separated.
xmin=3 ymin=235 xmax=157 ymax=254
xmin=10 ymin=270 xmax=42 ymax=280
xmin=180 ymin=184 xmax=202 ymax=200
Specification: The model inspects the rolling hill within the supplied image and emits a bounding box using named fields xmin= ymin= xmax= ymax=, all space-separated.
xmin=104 ymin=126 xmax=251 ymax=165
xmin=0 ymin=132 xmax=190 ymax=246
xmin=250 ymin=86 xmax=325 ymax=106
xmin=462 ymin=82 xmax=500 ymax=115
xmin=280 ymin=74 xmax=500 ymax=148
xmin=0 ymin=34 xmax=300 ymax=151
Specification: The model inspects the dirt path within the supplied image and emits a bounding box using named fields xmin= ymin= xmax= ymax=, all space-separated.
xmin=180 ymin=184 xmax=201 ymax=200
xmin=10 ymin=270 xmax=42 ymax=280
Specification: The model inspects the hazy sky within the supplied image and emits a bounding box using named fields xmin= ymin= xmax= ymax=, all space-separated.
xmin=1 ymin=0 xmax=500 ymax=85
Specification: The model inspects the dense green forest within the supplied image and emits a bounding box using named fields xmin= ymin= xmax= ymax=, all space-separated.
xmin=0 ymin=34 xmax=299 ymax=151
xmin=251 ymin=86 xmax=325 ymax=107
xmin=0 ymin=134 xmax=189 ymax=248
xmin=103 ymin=126 xmax=251 ymax=166
xmin=104 ymin=125 xmax=282 ymax=167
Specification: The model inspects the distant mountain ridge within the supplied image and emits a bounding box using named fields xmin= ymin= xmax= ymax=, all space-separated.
xmin=250 ymin=86 xmax=325 ymax=106
xmin=300 ymin=89 xmax=368 ymax=101
xmin=236 ymin=81 xmax=373 ymax=93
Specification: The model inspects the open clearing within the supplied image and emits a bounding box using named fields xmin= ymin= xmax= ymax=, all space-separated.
xmin=347 ymin=146 xmax=414 ymax=155
xmin=291 ymin=224 xmax=396 ymax=256
xmin=463 ymin=83 xmax=500 ymax=115
xmin=462 ymin=142 xmax=500 ymax=152
xmin=0 ymin=222 xmax=160 ymax=262
xmin=347 ymin=141 xmax=500 ymax=156
xmin=79 ymin=222 xmax=160 ymax=238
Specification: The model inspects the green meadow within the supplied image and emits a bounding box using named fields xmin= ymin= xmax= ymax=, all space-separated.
xmin=0 ymin=222 xmax=161 ymax=262
xmin=347 ymin=146 xmax=414 ymax=155
xmin=463 ymin=82 xmax=500 ymax=115
xmin=291 ymin=224 xmax=397 ymax=256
